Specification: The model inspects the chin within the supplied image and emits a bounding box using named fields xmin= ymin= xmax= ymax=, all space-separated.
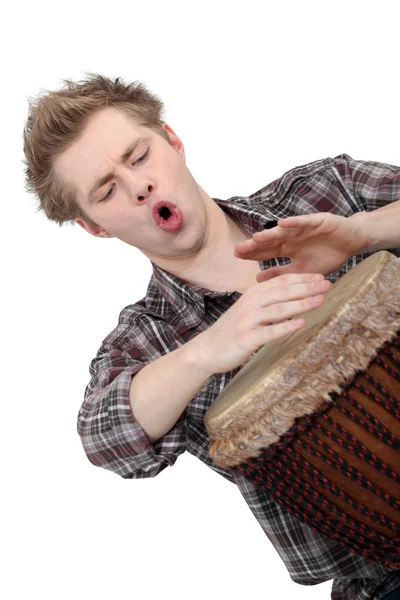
xmin=179 ymin=227 xmax=207 ymax=251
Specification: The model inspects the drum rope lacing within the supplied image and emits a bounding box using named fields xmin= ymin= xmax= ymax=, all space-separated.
xmin=234 ymin=335 xmax=400 ymax=568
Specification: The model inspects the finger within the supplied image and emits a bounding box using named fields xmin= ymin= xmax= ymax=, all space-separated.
xmin=254 ymin=272 xmax=327 ymax=291
xmin=235 ymin=225 xmax=298 ymax=253
xmin=256 ymin=279 xmax=331 ymax=307
xmin=234 ymin=244 xmax=283 ymax=261
xmin=241 ymin=280 xmax=331 ymax=318
xmin=256 ymin=293 xmax=325 ymax=326
xmin=250 ymin=218 xmax=322 ymax=246
xmin=234 ymin=239 xmax=258 ymax=254
xmin=251 ymin=227 xmax=302 ymax=243
xmin=277 ymin=214 xmax=326 ymax=229
xmin=248 ymin=317 xmax=306 ymax=347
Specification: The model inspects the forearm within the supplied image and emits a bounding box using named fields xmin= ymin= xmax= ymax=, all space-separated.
xmin=129 ymin=334 xmax=213 ymax=443
xmin=350 ymin=199 xmax=400 ymax=253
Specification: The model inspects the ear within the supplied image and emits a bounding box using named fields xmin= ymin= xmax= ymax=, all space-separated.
xmin=75 ymin=218 xmax=114 ymax=238
xmin=161 ymin=123 xmax=186 ymax=161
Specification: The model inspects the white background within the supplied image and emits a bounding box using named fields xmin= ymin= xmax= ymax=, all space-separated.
xmin=3 ymin=1 xmax=399 ymax=598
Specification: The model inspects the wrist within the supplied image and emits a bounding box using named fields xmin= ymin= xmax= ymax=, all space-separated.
xmin=348 ymin=212 xmax=377 ymax=254
xmin=183 ymin=333 xmax=216 ymax=378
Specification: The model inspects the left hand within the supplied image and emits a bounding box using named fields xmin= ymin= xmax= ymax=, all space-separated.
xmin=234 ymin=212 xmax=370 ymax=282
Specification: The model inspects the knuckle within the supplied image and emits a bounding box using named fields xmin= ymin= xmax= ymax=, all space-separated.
xmin=280 ymin=273 xmax=298 ymax=287
xmin=300 ymin=283 xmax=313 ymax=296
xmin=302 ymin=297 xmax=313 ymax=308
xmin=311 ymin=280 xmax=323 ymax=292
xmin=276 ymin=273 xmax=290 ymax=285
xmin=300 ymin=283 xmax=313 ymax=297
xmin=274 ymin=303 xmax=286 ymax=318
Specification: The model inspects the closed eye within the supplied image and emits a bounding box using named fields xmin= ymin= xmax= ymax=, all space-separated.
xmin=135 ymin=149 xmax=149 ymax=164
xmin=101 ymin=183 xmax=116 ymax=202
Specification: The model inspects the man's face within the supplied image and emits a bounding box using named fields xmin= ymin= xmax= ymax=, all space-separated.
xmin=54 ymin=107 xmax=209 ymax=263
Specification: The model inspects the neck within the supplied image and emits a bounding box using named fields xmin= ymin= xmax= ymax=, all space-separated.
xmin=150 ymin=195 xmax=261 ymax=293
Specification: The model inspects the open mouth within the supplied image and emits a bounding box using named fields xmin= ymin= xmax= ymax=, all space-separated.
xmin=152 ymin=201 xmax=183 ymax=232
xmin=159 ymin=206 xmax=172 ymax=220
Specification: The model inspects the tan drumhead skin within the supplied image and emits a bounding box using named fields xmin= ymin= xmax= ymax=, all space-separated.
xmin=204 ymin=251 xmax=400 ymax=463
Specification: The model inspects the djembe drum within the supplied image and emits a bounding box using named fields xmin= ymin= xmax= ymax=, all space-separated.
xmin=204 ymin=251 xmax=400 ymax=568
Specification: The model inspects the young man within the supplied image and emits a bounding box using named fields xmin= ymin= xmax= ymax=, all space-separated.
xmin=23 ymin=74 xmax=400 ymax=600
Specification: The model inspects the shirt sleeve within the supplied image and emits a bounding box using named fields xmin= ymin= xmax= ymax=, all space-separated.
xmin=333 ymin=153 xmax=400 ymax=212
xmin=77 ymin=331 xmax=187 ymax=479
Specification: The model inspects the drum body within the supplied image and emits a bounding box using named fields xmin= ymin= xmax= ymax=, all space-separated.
xmin=204 ymin=252 xmax=400 ymax=568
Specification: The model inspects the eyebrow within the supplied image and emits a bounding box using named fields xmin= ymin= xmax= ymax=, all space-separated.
xmin=87 ymin=136 xmax=151 ymax=203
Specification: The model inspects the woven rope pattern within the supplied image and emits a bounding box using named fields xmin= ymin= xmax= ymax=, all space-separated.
xmin=234 ymin=336 xmax=400 ymax=568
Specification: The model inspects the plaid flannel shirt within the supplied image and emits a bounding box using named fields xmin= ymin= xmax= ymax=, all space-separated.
xmin=77 ymin=153 xmax=400 ymax=600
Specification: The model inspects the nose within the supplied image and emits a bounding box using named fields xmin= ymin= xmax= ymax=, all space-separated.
xmin=136 ymin=184 xmax=154 ymax=204
xmin=120 ymin=164 xmax=155 ymax=203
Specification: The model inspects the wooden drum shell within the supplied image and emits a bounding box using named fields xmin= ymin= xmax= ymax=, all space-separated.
xmin=204 ymin=252 xmax=400 ymax=568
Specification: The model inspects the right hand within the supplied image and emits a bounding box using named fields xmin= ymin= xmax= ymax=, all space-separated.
xmin=194 ymin=273 xmax=331 ymax=375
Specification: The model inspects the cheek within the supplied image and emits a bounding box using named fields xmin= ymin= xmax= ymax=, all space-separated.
xmin=160 ymin=156 xmax=177 ymax=181
xmin=167 ymin=160 xmax=190 ymax=194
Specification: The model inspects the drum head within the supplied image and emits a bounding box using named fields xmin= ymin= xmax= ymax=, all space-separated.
xmin=204 ymin=251 xmax=400 ymax=441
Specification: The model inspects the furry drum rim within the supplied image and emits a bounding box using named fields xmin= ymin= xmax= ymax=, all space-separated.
xmin=204 ymin=251 xmax=400 ymax=568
